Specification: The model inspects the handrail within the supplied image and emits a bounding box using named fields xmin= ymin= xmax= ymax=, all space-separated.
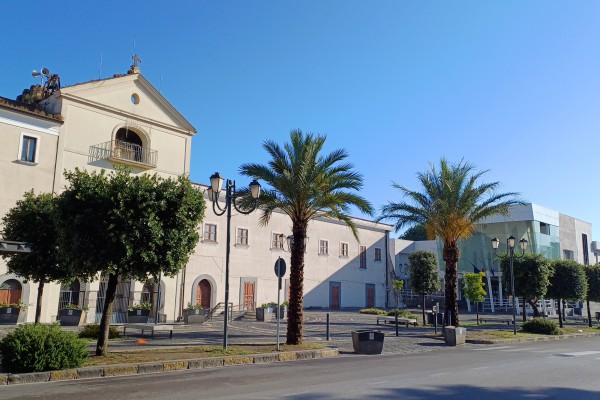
xmin=206 ymin=302 xmax=234 ymax=322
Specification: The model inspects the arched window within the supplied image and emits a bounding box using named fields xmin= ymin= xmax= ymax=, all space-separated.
xmin=115 ymin=128 xmax=144 ymax=162
xmin=58 ymin=279 xmax=81 ymax=309
xmin=0 ymin=279 xmax=22 ymax=305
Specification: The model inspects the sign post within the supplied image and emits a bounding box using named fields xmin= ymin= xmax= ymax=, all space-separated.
xmin=274 ymin=257 xmax=287 ymax=351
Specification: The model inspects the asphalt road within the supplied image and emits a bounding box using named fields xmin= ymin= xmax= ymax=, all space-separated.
xmin=3 ymin=337 xmax=600 ymax=400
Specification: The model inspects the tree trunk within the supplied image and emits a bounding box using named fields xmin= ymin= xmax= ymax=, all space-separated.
xmin=287 ymin=220 xmax=307 ymax=345
xmin=587 ymin=299 xmax=592 ymax=328
xmin=522 ymin=296 xmax=527 ymax=322
xmin=528 ymin=298 xmax=540 ymax=318
xmin=476 ymin=302 xmax=479 ymax=325
xmin=562 ymin=299 xmax=567 ymax=322
xmin=557 ymin=298 xmax=563 ymax=328
xmin=35 ymin=280 xmax=45 ymax=324
xmin=442 ymin=243 xmax=459 ymax=327
xmin=96 ymin=273 xmax=119 ymax=356
xmin=422 ymin=294 xmax=426 ymax=326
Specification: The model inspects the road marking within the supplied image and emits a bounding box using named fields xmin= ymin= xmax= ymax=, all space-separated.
xmin=472 ymin=346 xmax=513 ymax=351
xmin=284 ymin=391 xmax=310 ymax=397
xmin=368 ymin=381 xmax=391 ymax=385
xmin=471 ymin=366 xmax=490 ymax=370
xmin=430 ymin=373 xmax=448 ymax=376
xmin=558 ymin=351 xmax=600 ymax=357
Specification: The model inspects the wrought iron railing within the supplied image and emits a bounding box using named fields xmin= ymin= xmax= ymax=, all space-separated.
xmin=89 ymin=140 xmax=157 ymax=167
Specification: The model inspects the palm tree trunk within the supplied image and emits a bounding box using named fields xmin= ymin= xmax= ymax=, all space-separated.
xmin=443 ymin=243 xmax=459 ymax=327
xmin=97 ymin=273 xmax=119 ymax=356
xmin=287 ymin=221 xmax=307 ymax=345
xmin=35 ymin=280 xmax=45 ymax=324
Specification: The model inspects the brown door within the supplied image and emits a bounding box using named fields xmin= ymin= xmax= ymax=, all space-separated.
xmin=330 ymin=282 xmax=340 ymax=310
xmin=196 ymin=280 xmax=211 ymax=309
xmin=243 ymin=282 xmax=255 ymax=310
xmin=366 ymin=284 xmax=375 ymax=308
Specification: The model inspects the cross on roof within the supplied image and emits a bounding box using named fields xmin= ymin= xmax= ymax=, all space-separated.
xmin=132 ymin=54 xmax=142 ymax=67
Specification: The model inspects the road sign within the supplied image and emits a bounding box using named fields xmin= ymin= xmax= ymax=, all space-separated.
xmin=274 ymin=258 xmax=286 ymax=277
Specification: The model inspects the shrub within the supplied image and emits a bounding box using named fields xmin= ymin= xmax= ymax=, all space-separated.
xmin=0 ymin=323 xmax=88 ymax=373
xmin=359 ymin=308 xmax=386 ymax=315
xmin=387 ymin=309 xmax=419 ymax=319
xmin=78 ymin=324 xmax=121 ymax=339
xmin=522 ymin=318 xmax=563 ymax=335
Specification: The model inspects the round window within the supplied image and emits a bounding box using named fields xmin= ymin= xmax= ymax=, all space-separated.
xmin=131 ymin=93 xmax=140 ymax=105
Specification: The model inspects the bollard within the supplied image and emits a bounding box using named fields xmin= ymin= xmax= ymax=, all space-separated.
xmin=395 ymin=313 xmax=399 ymax=337
xmin=326 ymin=313 xmax=330 ymax=341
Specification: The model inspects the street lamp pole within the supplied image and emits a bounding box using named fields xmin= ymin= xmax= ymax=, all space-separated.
xmin=491 ymin=236 xmax=528 ymax=335
xmin=208 ymin=172 xmax=261 ymax=350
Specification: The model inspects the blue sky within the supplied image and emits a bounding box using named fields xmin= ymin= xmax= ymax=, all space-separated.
xmin=3 ymin=2 xmax=600 ymax=238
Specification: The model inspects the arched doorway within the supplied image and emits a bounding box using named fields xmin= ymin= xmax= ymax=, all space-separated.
xmin=196 ymin=280 xmax=211 ymax=309
xmin=141 ymin=280 xmax=165 ymax=321
xmin=115 ymin=127 xmax=144 ymax=162
xmin=0 ymin=279 xmax=22 ymax=304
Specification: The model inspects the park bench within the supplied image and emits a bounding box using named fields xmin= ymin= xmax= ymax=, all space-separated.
xmin=123 ymin=323 xmax=174 ymax=339
xmin=376 ymin=315 xmax=417 ymax=328
xmin=480 ymin=318 xmax=513 ymax=325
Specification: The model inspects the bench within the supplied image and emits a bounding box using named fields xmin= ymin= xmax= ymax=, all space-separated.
xmin=123 ymin=323 xmax=174 ymax=339
xmin=376 ymin=315 xmax=417 ymax=328
xmin=480 ymin=318 xmax=513 ymax=325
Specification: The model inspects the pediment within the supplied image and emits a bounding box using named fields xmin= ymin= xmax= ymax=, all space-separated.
xmin=59 ymin=74 xmax=196 ymax=134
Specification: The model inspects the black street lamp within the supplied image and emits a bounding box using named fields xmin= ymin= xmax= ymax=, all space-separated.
xmin=491 ymin=235 xmax=528 ymax=335
xmin=208 ymin=172 xmax=261 ymax=350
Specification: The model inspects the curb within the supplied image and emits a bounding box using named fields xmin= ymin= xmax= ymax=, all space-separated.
xmin=0 ymin=348 xmax=339 ymax=386
xmin=467 ymin=331 xmax=600 ymax=345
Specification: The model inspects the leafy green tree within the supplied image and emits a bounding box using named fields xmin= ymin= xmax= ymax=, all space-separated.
xmin=408 ymin=250 xmax=441 ymax=326
xmin=463 ymin=272 xmax=486 ymax=325
xmin=240 ymin=130 xmax=373 ymax=344
xmin=392 ymin=279 xmax=404 ymax=308
xmin=1 ymin=191 xmax=75 ymax=323
xmin=400 ymin=224 xmax=427 ymax=241
xmin=499 ymin=253 xmax=552 ymax=321
xmin=547 ymin=260 xmax=587 ymax=328
xmin=55 ymin=168 xmax=205 ymax=356
xmin=585 ymin=265 xmax=600 ymax=327
xmin=379 ymin=159 xmax=521 ymax=326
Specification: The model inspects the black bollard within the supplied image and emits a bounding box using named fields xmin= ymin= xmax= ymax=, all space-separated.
xmin=395 ymin=313 xmax=399 ymax=337
xmin=326 ymin=313 xmax=330 ymax=341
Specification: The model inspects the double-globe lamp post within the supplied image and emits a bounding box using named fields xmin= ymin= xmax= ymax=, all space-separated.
xmin=491 ymin=235 xmax=528 ymax=335
xmin=208 ymin=172 xmax=261 ymax=350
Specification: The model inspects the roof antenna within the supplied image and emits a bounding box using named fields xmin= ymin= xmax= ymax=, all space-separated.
xmin=98 ymin=52 xmax=103 ymax=80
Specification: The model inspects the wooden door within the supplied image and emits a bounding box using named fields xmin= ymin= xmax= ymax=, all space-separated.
xmin=366 ymin=284 xmax=375 ymax=308
xmin=243 ymin=282 xmax=255 ymax=310
xmin=330 ymin=282 xmax=340 ymax=310
xmin=196 ymin=280 xmax=211 ymax=309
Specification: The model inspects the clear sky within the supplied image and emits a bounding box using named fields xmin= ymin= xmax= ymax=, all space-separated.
xmin=2 ymin=2 xmax=600 ymax=238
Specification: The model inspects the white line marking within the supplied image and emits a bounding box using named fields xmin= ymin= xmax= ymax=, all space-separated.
xmin=472 ymin=346 xmax=513 ymax=351
xmin=369 ymin=381 xmax=391 ymax=385
xmin=471 ymin=366 xmax=490 ymax=370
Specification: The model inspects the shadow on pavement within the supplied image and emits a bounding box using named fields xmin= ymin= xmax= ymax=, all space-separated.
xmin=286 ymin=385 xmax=600 ymax=400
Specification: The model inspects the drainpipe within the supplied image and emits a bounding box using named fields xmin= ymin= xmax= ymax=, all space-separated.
xmin=385 ymin=230 xmax=389 ymax=309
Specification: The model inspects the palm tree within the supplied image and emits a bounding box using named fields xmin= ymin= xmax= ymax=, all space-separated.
xmin=379 ymin=159 xmax=522 ymax=326
xmin=240 ymin=130 xmax=373 ymax=344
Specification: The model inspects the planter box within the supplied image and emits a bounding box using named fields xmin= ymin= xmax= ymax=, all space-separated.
xmin=443 ymin=326 xmax=466 ymax=346
xmin=183 ymin=309 xmax=208 ymax=324
xmin=0 ymin=307 xmax=20 ymax=324
xmin=351 ymin=330 xmax=384 ymax=355
xmin=58 ymin=308 xmax=85 ymax=326
xmin=256 ymin=308 xmax=273 ymax=322
xmin=274 ymin=306 xmax=288 ymax=320
xmin=127 ymin=309 xmax=151 ymax=323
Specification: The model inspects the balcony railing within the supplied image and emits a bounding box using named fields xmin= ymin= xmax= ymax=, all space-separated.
xmin=89 ymin=140 xmax=157 ymax=168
